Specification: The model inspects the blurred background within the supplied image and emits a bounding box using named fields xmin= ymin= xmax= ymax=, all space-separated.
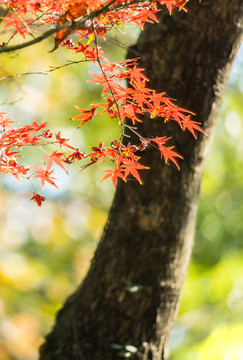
xmin=0 ymin=21 xmax=243 ymax=360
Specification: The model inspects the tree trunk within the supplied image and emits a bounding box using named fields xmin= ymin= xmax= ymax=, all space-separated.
xmin=39 ymin=1 xmax=243 ymax=359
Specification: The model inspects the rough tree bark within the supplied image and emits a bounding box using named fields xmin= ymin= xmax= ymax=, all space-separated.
xmin=39 ymin=1 xmax=243 ymax=359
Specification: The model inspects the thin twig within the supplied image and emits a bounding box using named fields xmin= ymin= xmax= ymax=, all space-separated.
xmin=92 ymin=19 xmax=123 ymax=125
xmin=0 ymin=59 xmax=90 ymax=81
xmin=123 ymin=123 xmax=145 ymax=142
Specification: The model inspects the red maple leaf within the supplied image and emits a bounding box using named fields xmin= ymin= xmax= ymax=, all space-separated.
xmin=149 ymin=136 xmax=170 ymax=152
xmin=181 ymin=116 xmax=206 ymax=138
xmin=31 ymin=192 xmax=46 ymax=207
xmin=55 ymin=131 xmax=74 ymax=150
xmin=160 ymin=146 xmax=183 ymax=170
xmin=121 ymin=159 xmax=149 ymax=184
xmin=0 ymin=113 xmax=17 ymax=128
xmin=42 ymin=151 xmax=68 ymax=173
xmin=101 ymin=168 xmax=125 ymax=187
xmin=22 ymin=120 xmax=49 ymax=132
xmin=72 ymin=105 xmax=96 ymax=127
xmin=32 ymin=165 xmax=59 ymax=189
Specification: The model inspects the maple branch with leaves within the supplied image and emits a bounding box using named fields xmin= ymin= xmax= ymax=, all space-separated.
xmin=0 ymin=0 xmax=204 ymax=206
xmin=0 ymin=0 xmax=156 ymax=53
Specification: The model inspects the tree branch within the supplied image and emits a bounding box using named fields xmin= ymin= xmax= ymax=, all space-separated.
xmin=0 ymin=59 xmax=90 ymax=81
xmin=0 ymin=0 xmax=156 ymax=54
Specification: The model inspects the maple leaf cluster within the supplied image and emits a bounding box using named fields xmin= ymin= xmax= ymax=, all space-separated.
xmin=0 ymin=0 xmax=205 ymax=205
xmin=0 ymin=112 xmax=85 ymax=206
xmin=1 ymin=1 xmax=191 ymax=43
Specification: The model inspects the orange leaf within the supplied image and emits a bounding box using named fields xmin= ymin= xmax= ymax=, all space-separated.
xmin=72 ymin=105 xmax=96 ymax=127
xmin=160 ymin=146 xmax=183 ymax=170
xmin=51 ymin=2 xmax=88 ymax=51
xmin=31 ymin=192 xmax=46 ymax=207
xmin=182 ymin=116 xmax=207 ymax=139
xmin=121 ymin=159 xmax=149 ymax=184
xmin=101 ymin=168 xmax=125 ymax=187
xmin=42 ymin=151 xmax=68 ymax=173
xmin=33 ymin=165 xmax=59 ymax=189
